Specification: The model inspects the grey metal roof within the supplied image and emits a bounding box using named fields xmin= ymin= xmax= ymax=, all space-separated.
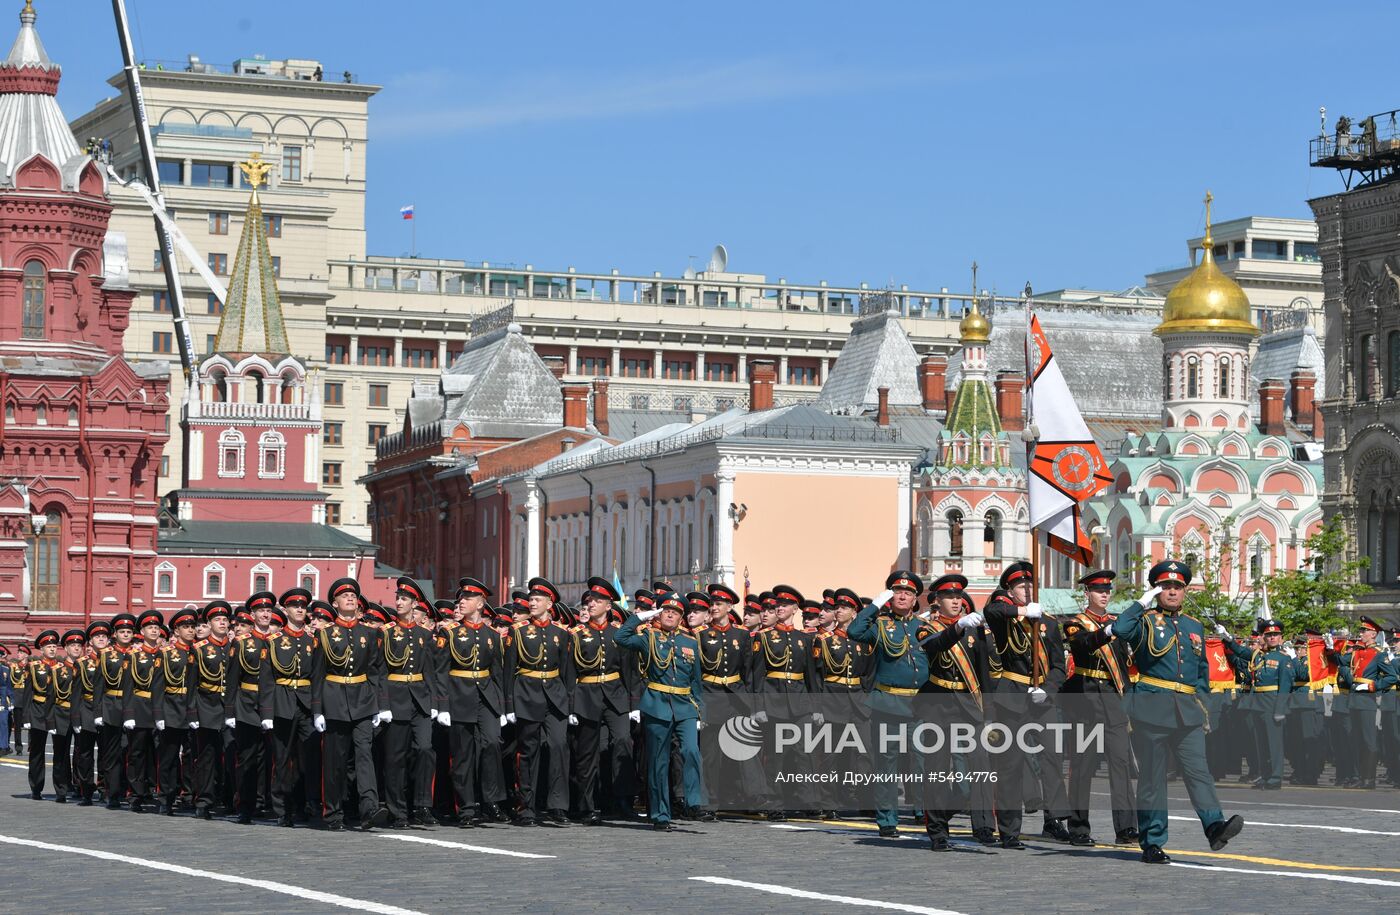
xmin=605 ymin=409 xmax=691 ymax=442
xmin=441 ymin=323 xmax=562 ymax=427
xmin=1252 ymin=326 xmax=1326 ymax=401
xmin=159 ymin=519 xmax=378 ymax=556
xmin=816 ymin=308 xmax=923 ymax=411
xmin=0 ymin=4 xmax=83 ymax=192
xmin=949 ymin=305 xmax=1163 ymax=420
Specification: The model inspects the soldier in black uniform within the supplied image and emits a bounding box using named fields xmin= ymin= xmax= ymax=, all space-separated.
xmin=260 ymin=590 xmax=317 ymax=827
xmin=570 ymin=577 xmax=637 ymax=824
xmin=72 ymin=621 xmax=109 ymax=805
xmin=381 ymin=576 xmax=438 ymax=828
xmin=694 ymin=583 xmax=751 ymax=816
xmin=23 ymin=630 xmax=69 ymax=801
xmin=155 ymin=608 xmax=197 ymax=815
xmin=506 ymin=577 xmax=576 ymax=826
xmin=190 ymin=602 xmax=233 ymax=818
xmin=93 ymin=613 xmax=135 ymax=808
xmin=917 ymin=575 xmax=994 ymax=850
xmin=313 ymin=577 xmax=391 ymax=831
xmin=226 ymin=592 xmax=275 ymax=824
xmin=436 ymin=577 xmax=509 ymax=826
xmin=121 ymin=610 xmax=165 ymax=813
xmin=8 ymin=643 xmax=26 ymax=756
xmin=747 ymin=584 xmax=818 ymax=821
xmin=1061 ymin=570 xmax=1136 ymax=846
xmin=983 ymin=562 xmax=1071 ymax=848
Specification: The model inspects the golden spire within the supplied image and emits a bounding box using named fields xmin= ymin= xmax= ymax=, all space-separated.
xmin=959 ymin=260 xmax=991 ymax=344
xmin=1155 ymin=190 xmax=1257 ymax=338
xmin=238 ymin=152 xmax=272 ymax=191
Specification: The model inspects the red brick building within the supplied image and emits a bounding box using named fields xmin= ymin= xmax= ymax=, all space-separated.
xmin=0 ymin=3 xmax=171 ymax=637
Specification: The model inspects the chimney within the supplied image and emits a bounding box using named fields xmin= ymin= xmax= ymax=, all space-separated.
xmin=560 ymin=436 xmax=576 ymax=454
xmin=1259 ymin=378 xmax=1286 ymax=436
xmin=944 ymin=384 xmax=958 ymax=415
xmin=1289 ymin=369 xmax=1317 ymax=436
xmin=996 ymin=371 xmax=1026 ymax=432
xmin=543 ymin=355 xmax=565 ymax=381
xmin=749 ymin=360 xmax=776 ymax=412
xmin=591 ymin=377 xmax=610 ymax=436
xmin=918 ymin=354 xmax=947 ymax=412
xmin=561 ymin=382 xmax=589 ymax=429
xmin=876 ymin=386 xmax=890 ymax=426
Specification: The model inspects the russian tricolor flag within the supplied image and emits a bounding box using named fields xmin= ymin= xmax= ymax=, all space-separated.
xmin=400 ymin=204 xmax=415 ymax=220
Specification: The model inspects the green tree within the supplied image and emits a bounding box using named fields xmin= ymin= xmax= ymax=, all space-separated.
xmin=1260 ymin=515 xmax=1371 ymax=635
xmin=1111 ymin=520 xmax=1260 ymax=630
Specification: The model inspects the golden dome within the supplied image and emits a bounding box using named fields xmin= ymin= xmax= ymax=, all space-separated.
xmin=1155 ymin=192 xmax=1258 ymax=338
xmin=959 ymin=297 xmax=991 ymax=344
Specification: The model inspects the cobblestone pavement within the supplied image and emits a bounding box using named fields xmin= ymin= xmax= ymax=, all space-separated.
xmin=0 ymin=756 xmax=1395 ymax=914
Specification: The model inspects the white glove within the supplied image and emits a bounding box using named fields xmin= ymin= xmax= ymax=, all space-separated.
xmin=1140 ymin=586 xmax=1162 ymax=607
xmin=94 ymin=716 xmax=103 ymax=727
xmin=155 ymin=720 xmax=165 ymax=732
xmin=635 ymin=608 xmax=662 ymax=622
xmin=1022 ymin=603 xmax=1042 ymax=619
xmin=21 ymin=722 xmax=29 ymax=730
xmin=810 ymin=712 xmax=825 ymax=726
xmin=189 ymin=720 xmax=199 ymax=730
xmin=1323 ymin=683 xmax=1334 ymax=695
xmin=313 ymin=714 xmax=326 ymax=733
xmin=628 ymin=709 xmax=641 ymax=723
xmin=1100 ymin=619 xmax=1116 ymax=638
xmin=47 ymin=728 xmax=56 ymax=735
xmin=1214 ymin=624 xmax=1228 ymax=636
xmin=260 ymin=719 xmax=274 ymax=731
xmin=379 ymin=709 xmax=393 ymax=724
xmin=505 ymin=712 xmax=517 ymax=725
xmin=74 ymin=725 xmax=81 ymax=734
xmin=1324 ymin=633 xmax=1335 ymax=650
xmin=872 ymin=589 xmax=895 ymax=609
xmin=429 ymin=708 xmax=438 ymax=719
xmin=1282 ymin=644 xmax=1296 ymax=659
xmin=751 ymin=710 xmax=769 ymax=724
xmin=224 ymin=717 xmax=236 ymax=729
xmin=567 ymin=714 xmax=579 ymax=726
xmin=1028 ymin=687 xmax=1048 ymax=704
xmin=1273 ymin=714 xmax=1286 ymax=723
xmin=123 ymin=719 xmax=136 ymax=730
xmin=500 ymin=714 xmax=510 ymax=727
xmin=436 ymin=711 xmax=451 ymax=727
xmin=370 ymin=712 xmax=383 ymax=727
xmin=697 ymin=719 xmax=707 ymax=730
xmin=1354 ymin=682 xmax=1371 ymax=692
xmin=957 ymin=612 xmax=984 ymax=632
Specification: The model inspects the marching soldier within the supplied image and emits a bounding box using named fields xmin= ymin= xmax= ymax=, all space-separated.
xmin=58 ymin=629 xmax=85 ymax=800
xmin=1288 ymin=630 xmax=1331 ymax=786
xmin=191 ymin=602 xmax=233 ymax=819
xmin=9 ymin=643 xmax=27 ymax=755
xmin=1223 ymin=619 xmax=1293 ymax=790
xmin=0 ymin=646 xmax=11 ymax=758
xmin=1062 ymin=570 xmax=1136 ymax=845
xmin=1115 ymin=560 xmax=1244 ymax=863
xmin=983 ymin=562 xmax=1071 ymax=847
xmin=616 ymin=591 xmax=705 ymax=830
xmin=746 ymin=583 xmax=818 ymax=821
xmin=1339 ymin=617 xmax=1398 ymax=789
xmin=260 ymin=590 xmax=317 ymax=827
xmin=570 ymin=577 xmax=637 ymax=824
xmin=382 ymin=576 xmax=438 ymax=828
xmin=24 ymin=630 xmax=72 ymax=801
xmin=917 ymin=575 xmax=993 ymax=850
xmin=72 ymin=621 xmax=109 ymax=805
xmin=694 ymin=583 xmax=751 ymax=816
xmin=93 ymin=613 xmax=136 ymax=809
xmin=227 ymin=593 xmax=275 ymax=824
xmin=436 ymin=577 xmax=510 ymax=826
xmin=505 ymin=577 xmax=576 ymax=826
xmin=848 ymin=571 xmax=931 ymax=838
xmin=312 ymin=578 xmax=391 ymax=831
xmin=155 ymin=608 xmax=197 ymax=815
xmin=121 ymin=610 xmax=166 ymax=813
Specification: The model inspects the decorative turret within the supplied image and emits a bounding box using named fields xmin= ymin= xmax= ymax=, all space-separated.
xmin=212 ymin=153 xmax=289 ymax=356
xmin=939 ymin=266 xmax=1009 ymax=468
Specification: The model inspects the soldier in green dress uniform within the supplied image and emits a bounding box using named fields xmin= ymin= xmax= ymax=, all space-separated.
xmin=1217 ymin=618 xmax=1293 ymax=789
xmin=1112 ymin=560 xmax=1244 ymax=863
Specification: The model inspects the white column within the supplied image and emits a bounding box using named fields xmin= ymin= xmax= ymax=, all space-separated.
xmin=715 ymin=468 xmax=735 ymax=586
xmin=696 ymin=351 xmax=707 ymax=382
xmin=392 ymin=337 xmax=403 ymax=368
xmin=568 ymin=345 xmax=579 ymax=376
xmin=779 ymin=355 xmax=789 ymax=384
xmin=896 ymin=473 xmax=912 ymax=568
xmin=652 ymin=349 xmax=663 ymax=378
xmin=610 ymin=347 xmax=621 ymax=376
xmin=349 ymin=334 xmax=359 ymax=366
xmin=820 ymin=358 xmax=830 ymax=384
xmin=738 ymin=353 xmax=748 ymax=383
xmin=525 ymin=482 xmax=541 ymax=578
xmin=437 ymin=338 xmax=448 ymax=368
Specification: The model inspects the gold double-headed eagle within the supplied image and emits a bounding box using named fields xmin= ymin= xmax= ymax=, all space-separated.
xmin=238 ymin=152 xmax=273 ymax=190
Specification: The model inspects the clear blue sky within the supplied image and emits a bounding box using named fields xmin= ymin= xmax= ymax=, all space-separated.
xmin=46 ymin=0 xmax=1394 ymax=293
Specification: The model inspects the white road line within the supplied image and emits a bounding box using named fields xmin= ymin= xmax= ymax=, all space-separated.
xmin=0 ymin=833 xmax=427 ymax=914
xmin=1167 ymin=814 xmax=1400 ymax=837
xmin=1170 ymin=862 xmax=1400 ymax=888
xmin=690 ymin=876 xmax=968 ymax=915
xmin=1092 ymin=789 xmax=1400 ymax=816
xmin=768 ymin=824 xmax=815 ymax=831
xmin=379 ymin=833 xmax=556 ymax=859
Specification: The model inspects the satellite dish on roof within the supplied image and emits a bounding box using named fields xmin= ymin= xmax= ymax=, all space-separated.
xmin=708 ymin=244 xmax=728 ymax=274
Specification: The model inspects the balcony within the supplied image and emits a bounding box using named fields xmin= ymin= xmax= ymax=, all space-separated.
xmin=188 ymin=399 xmax=315 ymax=422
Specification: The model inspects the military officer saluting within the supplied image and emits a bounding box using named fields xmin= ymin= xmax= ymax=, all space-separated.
xmin=1062 ymin=569 xmax=1136 ymax=845
xmin=848 ymin=570 xmax=931 ymax=838
xmin=259 ymin=589 xmax=317 ymax=827
xmin=436 ymin=577 xmax=510 ymax=826
xmin=616 ymin=591 xmax=706 ymax=830
xmin=381 ymin=576 xmax=439 ymax=828
xmin=1218 ymin=618 xmax=1293 ymax=789
xmin=312 ymin=578 xmax=391 ymax=831
xmin=1114 ymin=560 xmax=1244 ymax=863
xmin=505 ymin=577 xmax=576 ymax=827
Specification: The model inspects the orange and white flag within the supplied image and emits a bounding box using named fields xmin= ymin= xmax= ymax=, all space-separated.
xmin=1025 ymin=314 xmax=1112 ymax=565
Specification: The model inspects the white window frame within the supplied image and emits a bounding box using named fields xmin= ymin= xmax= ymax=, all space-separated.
xmin=250 ymin=561 xmax=273 ymax=595
xmin=217 ymin=428 xmax=246 ymax=478
xmin=257 ymin=430 xmax=287 ymax=480
xmin=155 ymin=561 xmax=177 ymax=597
xmin=203 ymin=562 xmax=226 ymax=599
xmin=297 ymin=563 xmax=319 ymax=597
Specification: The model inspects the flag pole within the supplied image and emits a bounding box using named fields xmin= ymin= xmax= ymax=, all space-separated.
xmin=411 ymin=206 xmax=416 ymax=258
xmin=1022 ymin=280 xmax=1040 ymax=604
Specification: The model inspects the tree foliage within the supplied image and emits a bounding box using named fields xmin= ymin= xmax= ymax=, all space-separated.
xmin=1260 ymin=515 xmax=1371 ymax=634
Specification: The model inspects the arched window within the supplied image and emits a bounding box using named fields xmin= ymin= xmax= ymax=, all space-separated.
xmin=203 ymin=562 xmax=225 ymax=598
xmin=258 ymin=430 xmax=286 ymax=479
xmin=1218 ymin=357 xmax=1231 ymax=398
xmin=35 ymin=402 xmax=47 ymax=425
xmin=1359 ymin=335 xmax=1376 ymax=401
xmin=983 ymin=509 xmax=1002 ymax=558
xmin=155 ymin=562 xmax=176 ymax=597
xmin=26 ymin=511 xmax=61 ymax=611
xmin=218 ymin=429 xmax=245 ymax=477
xmin=248 ymin=370 xmax=266 ymax=404
xmin=917 ymin=502 xmax=934 ymax=561
xmin=947 ymin=509 xmax=964 ymax=557
xmin=21 ymin=260 xmax=46 ymax=339
xmin=1186 ymin=356 xmax=1199 ymax=399
xmin=210 ymin=370 xmax=228 ymax=403
xmin=280 ymin=372 xmax=297 ymax=405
